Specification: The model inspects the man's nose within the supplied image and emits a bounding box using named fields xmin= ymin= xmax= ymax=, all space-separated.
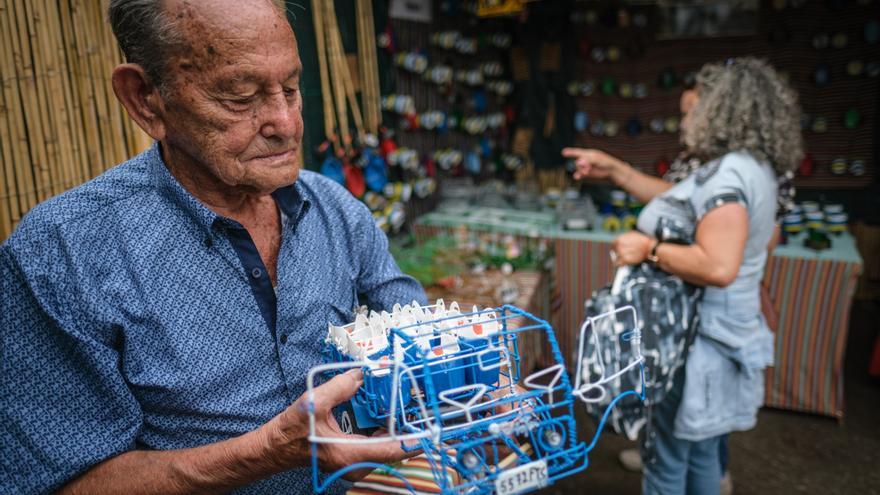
xmin=259 ymin=92 xmax=298 ymax=139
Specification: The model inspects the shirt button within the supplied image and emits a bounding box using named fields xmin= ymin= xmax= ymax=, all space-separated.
xmin=204 ymin=237 xmax=213 ymax=248
xmin=280 ymin=334 xmax=288 ymax=344
xmin=251 ymin=267 xmax=262 ymax=278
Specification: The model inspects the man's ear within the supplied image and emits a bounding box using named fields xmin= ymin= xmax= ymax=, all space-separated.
xmin=111 ymin=64 xmax=168 ymax=141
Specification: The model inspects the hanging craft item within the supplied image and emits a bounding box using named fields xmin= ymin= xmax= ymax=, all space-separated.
xmin=489 ymin=33 xmax=512 ymax=49
xmin=867 ymin=61 xmax=880 ymax=78
xmin=619 ymin=83 xmax=633 ymax=98
xmin=654 ymin=157 xmax=670 ymax=177
xmin=633 ymin=83 xmax=648 ymax=98
xmin=811 ymin=116 xmax=828 ymax=133
xmin=387 ymin=148 xmax=420 ymax=171
xmin=606 ymin=46 xmax=621 ymax=62
xmin=846 ymin=60 xmax=865 ymax=76
xmin=590 ymin=120 xmax=606 ymax=137
xmin=431 ymin=30 xmax=460 ymax=50
xmin=601 ymin=76 xmax=617 ymax=96
xmin=433 ymin=149 xmax=464 ymax=170
xmin=344 ymin=160 xmax=366 ymax=197
xmin=649 ymin=118 xmax=665 ymax=134
xmin=831 ymin=32 xmax=848 ymax=48
xmin=658 ymin=67 xmax=677 ymax=89
xmin=413 ymin=177 xmax=437 ymax=198
xmin=574 ymin=111 xmax=589 ymax=132
xmin=481 ymin=61 xmax=504 ymax=78
xmin=381 ymin=94 xmax=416 ymax=116
xmin=471 ymin=90 xmax=488 ymax=113
xmin=362 ymin=148 xmax=389 ymax=193
xmin=456 ymin=68 xmax=485 ymax=86
xmin=417 ymin=110 xmax=446 ymax=131
xmin=843 ymin=107 xmax=861 ymax=129
xmin=813 ymin=64 xmax=831 ymax=87
xmin=486 ymin=80 xmax=514 ymax=97
xmin=376 ymin=24 xmax=397 ymax=53
xmin=394 ymin=51 xmax=429 ymax=74
xmin=798 ymin=153 xmax=815 ymax=176
xmin=830 ymin=157 xmax=848 ymax=175
xmin=464 ymin=150 xmax=482 ymax=174
xmin=664 ymin=116 xmax=680 ymax=133
xmin=501 ymin=153 xmax=525 ymax=170
xmin=591 ymin=47 xmax=607 ymax=63
xmin=604 ymin=121 xmax=620 ymax=137
xmin=625 ymin=117 xmax=643 ymax=137
xmin=849 ymin=159 xmax=866 ymax=176
xmin=320 ymin=149 xmax=346 ymax=185
xmin=812 ymin=32 xmax=830 ymax=49
xmin=425 ymin=65 xmax=453 ymax=85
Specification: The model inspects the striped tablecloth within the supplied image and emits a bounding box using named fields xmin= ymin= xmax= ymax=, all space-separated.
xmin=553 ymin=232 xmax=863 ymax=419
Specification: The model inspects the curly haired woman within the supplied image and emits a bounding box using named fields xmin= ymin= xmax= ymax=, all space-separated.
xmin=563 ymin=57 xmax=804 ymax=495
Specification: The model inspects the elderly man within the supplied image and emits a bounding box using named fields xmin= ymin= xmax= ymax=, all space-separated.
xmin=0 ymin=0 xmax=425 ymax=493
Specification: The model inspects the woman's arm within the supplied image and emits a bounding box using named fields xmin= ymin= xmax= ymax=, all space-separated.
xmin=611 ymin=203 xmax=749 ymax=287
xmin=561 ymin=148 xmax=672 ymax=203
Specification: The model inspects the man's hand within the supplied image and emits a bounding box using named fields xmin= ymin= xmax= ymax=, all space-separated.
xmin=262 ymin=369 xmax=410 ymax=480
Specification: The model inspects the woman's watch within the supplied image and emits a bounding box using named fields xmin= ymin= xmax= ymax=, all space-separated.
xmin=647 ymin=239 xmax=662 ymax=264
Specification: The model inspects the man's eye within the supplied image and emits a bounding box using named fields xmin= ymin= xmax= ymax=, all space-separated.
xmin=283 ymin=87 xmax=299 ymax=97
xmin=224 ymin=96 xmax=255 ymax=110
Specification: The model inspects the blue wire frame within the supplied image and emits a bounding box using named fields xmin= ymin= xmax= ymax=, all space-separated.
xmin=310 ymin=304 xmax=646 ymax=495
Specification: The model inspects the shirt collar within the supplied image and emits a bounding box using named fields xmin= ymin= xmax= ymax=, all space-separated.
xmin=146 ymin=142 xmax=310 ymax=236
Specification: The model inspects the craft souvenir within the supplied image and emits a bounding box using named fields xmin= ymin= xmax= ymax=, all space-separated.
xmin=633 ymin=12 xmax=648 ymax=28
xmin=382 ymin=94 xmax=415 ymax=115
xmin=413 ymin=177 xmax=436 ymax=199
xmin=320 ymin=152 xmax=345 ymax=185
xmin=456 ymin=69 xmax=485 ymax=86
xmin=431 ymin=30 xmax=459 ymax=50
xmin=826 ymin=212 xmax=849 ymax=234
xmin=798 ymin=153 xmax=815 ymax=176
xmin=590 ymin=120 xmax=606 ymax=137
xmin=454 ymin=37 xmax=478 ymax=55
xmin=633 ymin=83 xmax=648 ymax=98
xmin=617 ymin=8 xmax=631 ymax=27
xmin=601 ymin=76 xmax=616 ymax=96
xmin=805 ymin=210 xmax=825 ymax=230
xmin=567 ymin=81 xmax=580 ymax=96
xmin=619 ymin=82 xmax=633 ymax=98
xmin=486 ymin=112 xmax=506 ymax=130
xmin=782 ymin=212 xmax=804 ymax=234
xmin=831 ymin=32 xmax=848 ymax=48
xmin=606 ymin=46 xmax=621 ymax=62
xmin=811 ymin=116 xmax=828 ymax=133
xmin=812 ymin=32 xmax=830 ymax=49
xmin=463 ymin=116 xmax=489 ymax=135
xmin=418 ymin=110 xmax=446 ymax=131
xmin=574 ymin=111 xmax=589 ymax=132
xmin=801 ymin=201 xmax=820 ymax=213
xmin=830 ymin=157 xmax=848 ymax=175
xmin=395 ymin=51 xmax=428 ymax=74
xmin=501 ymin=153 xmax=525 ymax=170
xmin=846 ymin=60 xmax=865 ymax=76
xmin=434 ymin=149 xmax=463 ymax=170
xmin=843 ymin=107 xmax=861 ymax=129
xmin=649 ymin=118 xmax=665 ymax=134
xmin=657 ymin=68 xmax=676 ymax=89
xmin=471 ymin=90 xmax=488 ymax=113
xmin=362 ymin=149 xmax=389 ymax=193
xmin=849 ymin=159 xmax=866 ymax=176
xmin=813 ymin=64 xmax=831 ymax=87
xmin=867 ymin=61 xmax=880 ymax=78
xmin=664 ymin=116 xmax=679 ymax=133
xmin=486 ymin=80 xmax=513 ymax=96
xmin=654 ymin=157 xmax=670 ymax=177
xmin=425 ymin=65 xmax=454 ymax=85
xmin=489 ymin=33 xmax=512 ymax=49
xmin=591 ymin=46 xmax=607 ymax=63
xmin=579 ymin=81 xmax=596 ymax=96
xmin=343 ymin=161 xmax=366 ymax=197
xmin=604 ymin=121 xmax=620 ymax=137
xmin=481 ymin=62 xmax=504 ymax=77
xmin=464 ymin=150 xmax=482 ymax=174
xmin=311 ymin=300 xmax=647 ymax=495
xmin=625 ymin=118 xmax=643 ymax=137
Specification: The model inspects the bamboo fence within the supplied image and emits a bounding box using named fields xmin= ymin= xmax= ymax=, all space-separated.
xmin=0 ymin=0 xmax=150 ymax=241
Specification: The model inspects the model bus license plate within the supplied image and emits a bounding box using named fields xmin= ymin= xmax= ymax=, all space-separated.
xmin=495 ymin=460 xmax=549 ymax=495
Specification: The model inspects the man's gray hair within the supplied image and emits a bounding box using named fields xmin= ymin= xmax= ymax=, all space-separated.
xmin=108 ymin=0 xmax=182 ymax=92
xmin=109 ymin=0 xmax=288 ymax=92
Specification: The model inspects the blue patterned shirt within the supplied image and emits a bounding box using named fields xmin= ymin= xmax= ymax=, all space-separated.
xmin=0 ymin=144 xmax=426 ymax=494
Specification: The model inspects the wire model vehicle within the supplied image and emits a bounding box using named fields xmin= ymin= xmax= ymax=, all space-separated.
xmin=306 ymin=300 xmax=646 ymax=495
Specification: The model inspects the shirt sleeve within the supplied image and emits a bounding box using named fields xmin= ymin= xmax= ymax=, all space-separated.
xmin=351 ymin=206 xmax=427 ymax=311
xmin=691 ymin=154 xmax=753 ymax=221
xmin=0 ymin=245 xmax=142 ymax=494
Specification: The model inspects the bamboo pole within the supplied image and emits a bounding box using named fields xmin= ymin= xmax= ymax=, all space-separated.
xmin=0 ymin=0 xmax=26 ymax=225
xmin=311 ymin=0 xmax=336 ymax=150
xmin=7 ymin=0 xmax=39 ymax=213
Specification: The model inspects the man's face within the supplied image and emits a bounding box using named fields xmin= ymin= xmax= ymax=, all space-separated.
xmin=159 ymin=0 xmax=303 ymax=194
